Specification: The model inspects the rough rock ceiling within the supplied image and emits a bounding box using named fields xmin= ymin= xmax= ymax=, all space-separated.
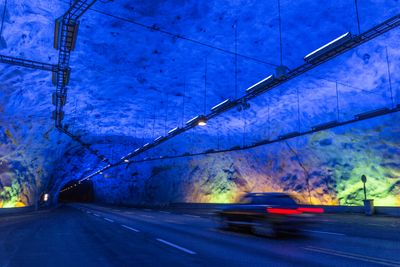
xmin=0 ymin=0 xmax=399 ymax=207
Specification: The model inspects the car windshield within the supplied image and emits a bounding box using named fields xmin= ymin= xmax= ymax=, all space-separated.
xmin=249 ymin=195 xmax=298 ymax=205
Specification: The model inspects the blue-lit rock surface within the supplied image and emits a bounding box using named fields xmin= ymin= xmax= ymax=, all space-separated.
xmin=0 ymin=0 xmax=399 ymax=207
xmin=61 ymin=113 xmax=399 ymax=206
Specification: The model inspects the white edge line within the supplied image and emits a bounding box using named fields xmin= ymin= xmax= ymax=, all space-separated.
xmin=303 ymin=230 xmax=345 ymax=236
xmin=304 ymin=247 xmax=400 ymax=267
xmin=156 ymin=238 xmax=196 ymax=255
xmin=93 ymin=213 xmax=99 ymax=217
xmin=121 ymin=224 xmax=139 ymax=232
xmin=184 ymin=214 xmax=200 ymax=218
xmin=306 ymin=246 xmax=400 ymax=264
xmin=140 ymin=214 xmax=154 ymax=218
xmin=104 ymin=218 xmax=114 ymax=223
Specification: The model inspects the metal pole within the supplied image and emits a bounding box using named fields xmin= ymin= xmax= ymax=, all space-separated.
xmin=234 ymin=21 xmax=238 ymax=99
xmin=204 ymin=55 xmax=208 ymax=114
xmin=217 ymin=130 xmax=220 ymax=150
xmin=278 ymin=0 xmax=283 ymax=65
xmin=385 ymin=46 xmax=394 ymax=108
xmin=152 ymin=103 xmax=156 ymax=139
xmin=0 ymin=0 xmax=8 ymax=39
xmin=164 ymin=93 xmax=168 ymax=135
xmin=242 ymin=110 xmax=246 ymax=147
xmin=355 ymin=0 xmax=361 ymax=35
xmin=335 ymin=80 xmax=340 ymax=121
xmin=142 ymin=115 xmax=145 ymax=145
xmin=363 ymin=182 xmax=367 ymax=200
xmin=267 ymin=96 xmax=271 ymax=140
xmin=296 ymin=87 xmax=301 ymax=132
xmin=182 ymin=77 xmax=186 ymax=127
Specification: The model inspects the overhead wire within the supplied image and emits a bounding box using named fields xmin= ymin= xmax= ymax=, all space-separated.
xmin=70 ymin=1 xmax=278 ymax=67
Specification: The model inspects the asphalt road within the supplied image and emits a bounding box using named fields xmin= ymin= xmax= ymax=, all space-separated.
xmin=0 ymin=204 xmax=399 ymax=267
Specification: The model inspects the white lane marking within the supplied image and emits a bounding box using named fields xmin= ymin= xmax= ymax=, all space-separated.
xmin=160 ymin=211 xmax=170 ymax=214
xmin=140 ymin=214 xmax=154 ymax=218
xmin=93 ymin=213 xmax=100 ymax=217
xmin=303 ymin=230 xmax=345 ymax=236
xmin=121 ymin=224 xmax=140 ymax=232
xmin=156 ymin=238 xmax=196 ymax=255
xmin=165 ymin=219 xmax=184 ymax=224
xmin=304 ymin=246 xmax=400 ymax=266
xmin=184 ymin=214 xmax=200 ymax=218
xmin=104 ymin=218 xmax=114 ymax=223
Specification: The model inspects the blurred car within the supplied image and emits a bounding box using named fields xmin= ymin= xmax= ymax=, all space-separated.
xmin=216 ymin=192 xmax=323 ymax=237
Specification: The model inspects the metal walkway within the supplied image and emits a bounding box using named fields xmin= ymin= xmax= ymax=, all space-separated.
xmin=52 ymin=0 xmax=109 ymax=163
xmin=0 ymin=0 xmax=108 ymax=164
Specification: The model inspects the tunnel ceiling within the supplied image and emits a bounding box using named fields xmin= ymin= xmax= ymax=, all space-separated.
xmin=0 ymin=0 xmax=399 ymax=207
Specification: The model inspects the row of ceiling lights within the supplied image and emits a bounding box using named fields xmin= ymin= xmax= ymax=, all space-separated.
xmin=70 ymin=31 xmax=358 ymax=184
xmin=66 ymin=13 xmax=400 ymax=191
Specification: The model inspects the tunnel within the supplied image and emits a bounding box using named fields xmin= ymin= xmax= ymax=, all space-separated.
xmin=58 ymin=180 xmax=94 ymax=203
xmin=0 ymin=0 xmax=399 ymax=266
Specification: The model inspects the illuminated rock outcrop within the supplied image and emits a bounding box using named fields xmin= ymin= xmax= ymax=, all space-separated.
xmin=0 ymin=1 xmax=399 ymax=207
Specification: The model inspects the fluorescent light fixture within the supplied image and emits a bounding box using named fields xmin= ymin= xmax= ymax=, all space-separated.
xmin=211 ymin=99 xmax=231 ymax=112
xmin=304 ymin=32 xmax=352 ymax=62
xmin=134 ymin=148 xmax=141 ymax=152
xmin=154 ymin=136 xmax=163 ymax=142
xmin=43 ymin=194 xmax=49 ymax=202
xmin=99 ymin=171 xmax=103 ymax=175
xmin=186 ymin=115 xmax=199 ymax=125
xmin=198 ymin=119 xmax=207 ymax=126
xmin=143 ymin=143 xmax=150 ymax=147
xmin=311 ymin=120 xmax=339 ymax=131
xmin=124 ymin=159 xmax=129 ymax=163
xmin=278 ymin=131 xmax=300 ymax=140
xmin=246 ymin=75 xmax=274 ymax=93
xmin=355 ymin=108 xmax=390 ymax=120
xmin=168 ymin=127 xmax=179 ymax=134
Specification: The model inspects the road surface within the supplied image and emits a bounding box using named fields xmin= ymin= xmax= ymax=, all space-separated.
xmin=0 ymin=204 xmax=399 ymax=267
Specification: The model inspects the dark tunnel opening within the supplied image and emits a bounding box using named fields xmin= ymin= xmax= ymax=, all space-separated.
xmin=58 ymin=180 xmax=94 ymax=203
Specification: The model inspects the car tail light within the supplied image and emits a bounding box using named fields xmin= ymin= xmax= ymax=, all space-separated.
xmin=266 ymin=207 xmax=303 ymax=215
xmin=297 ymin=207 xmax=324 ymax=213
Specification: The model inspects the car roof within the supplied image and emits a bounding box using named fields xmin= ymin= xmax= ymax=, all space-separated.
xmin=243 ymin=192 xmax=291 ymax=197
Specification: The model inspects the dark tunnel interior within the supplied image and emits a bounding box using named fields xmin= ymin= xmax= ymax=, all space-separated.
xmin=58 ymin=180 xmax=94 ymax=203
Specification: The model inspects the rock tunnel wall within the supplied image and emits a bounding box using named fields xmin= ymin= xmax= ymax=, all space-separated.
xmin=0 ymin=122 xmax=68 ymax=208
xmin=1 ymin=1 xmax=399 ymax=208
xmin=92 ymin=113 xmax=400 ymax=207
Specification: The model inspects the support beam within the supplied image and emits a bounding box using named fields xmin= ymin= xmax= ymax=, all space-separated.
xmin=59 ymin=127 xmax=110 ymax=164
xmin=121 ymin=14 xmax=400 ymax=162
xmin=79 ymin=104 xmax=400 ymax=185
xmin=0 ymin=54 xmax=58 ymax=72
xmin=52 ymin=0 xmax=97 ymax=128
xmin=76 ymin=13 xmax=400 ymax=184
xmin=52 ymin=1 xmax=110 ymax=165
